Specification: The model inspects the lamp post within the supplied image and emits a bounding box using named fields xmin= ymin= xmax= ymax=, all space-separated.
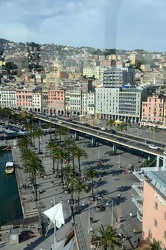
xmin=106 ymin=199 xmax=113 ymax=227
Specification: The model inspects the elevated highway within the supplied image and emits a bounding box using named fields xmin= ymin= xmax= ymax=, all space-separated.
xmin=35 ymin=115 xmax=166 ymax=158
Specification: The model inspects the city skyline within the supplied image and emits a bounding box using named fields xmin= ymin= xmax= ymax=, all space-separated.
xmin=0 ymin=0 xmax=166 ymax=52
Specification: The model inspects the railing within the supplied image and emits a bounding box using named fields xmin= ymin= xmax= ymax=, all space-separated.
xmin=133 ymin=171 xmax=146 ymax=181
xmin=132 ymin=183 xmax=144 ymax=198
xmin=137 ymin=211 xmax=143 ymax=222
xmin=131 ymin=196 xmax=143 ymax=212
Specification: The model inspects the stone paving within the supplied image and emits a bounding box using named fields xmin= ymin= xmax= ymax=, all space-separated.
xmin=0 ymin=131 xmax=150 ymax=250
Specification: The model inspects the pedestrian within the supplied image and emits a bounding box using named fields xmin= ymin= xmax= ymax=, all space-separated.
xmin=22 ymin=183 xmax=25 ymax=189
xmin=24 ymin=183 xmax=26 ymax=190
xmin=133 ymin=228 xmax=136 ymax=235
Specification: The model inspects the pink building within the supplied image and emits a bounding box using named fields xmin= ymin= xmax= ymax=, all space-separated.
xmin=16 ymin=89 xmax=33 ymax=111
xmin=142 ymin=171 xmax=166 ymax=248
xmin=142 ymin=95 xmax=165 ymax=122
xmin=48 ymin=89 xmax=65 ymax=115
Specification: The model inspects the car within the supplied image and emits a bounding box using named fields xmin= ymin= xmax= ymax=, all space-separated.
xmin=163 ymin=150 xmax=166 ymax=155
xmin=149 ymin=144 xmax=158 ymax=150
xmin=100 ymin=127 xmax=106 ymax=131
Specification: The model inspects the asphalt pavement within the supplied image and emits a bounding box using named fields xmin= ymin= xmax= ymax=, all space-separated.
xmin=0 ymin=132 xmax=150 ymax=250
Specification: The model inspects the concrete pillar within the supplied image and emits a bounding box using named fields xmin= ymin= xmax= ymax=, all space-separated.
xmin=156 ymin=155 xmax=160 ymax=171
xmin=112 ymin=143 xmax=116 ymax=152
xmin=163 ymin=156 xmax=166 ymax=170
xmin=74 ymin=131 xmax=79 ymax=140
xmin=148 ymin=155 xmax=150 ymax=161
xmin=91 ymin=137 xmax=96 ymax=146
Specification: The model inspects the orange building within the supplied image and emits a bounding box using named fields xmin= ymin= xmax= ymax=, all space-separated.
xmin=48 ymin=89 xmax=65 ymax=115
xmin=142 ymin=171 xmax=166 ymax=248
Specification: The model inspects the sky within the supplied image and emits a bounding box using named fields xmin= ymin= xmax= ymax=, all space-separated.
xmin=0 ymin=0 xmax=166 ymax=52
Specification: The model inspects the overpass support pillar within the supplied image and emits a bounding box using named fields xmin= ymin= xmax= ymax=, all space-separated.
xmin=156 ymin=155 xmax=160 ymax=170
xmin=112 ymin=144 xmax=117 ymax=152
xmin=148 ymin=155 xmax=151 ymax=161
xmin=74 ymin=131 xmax=79 ymax=141
xmin=91 ymin=137 xmax=96 ymax=147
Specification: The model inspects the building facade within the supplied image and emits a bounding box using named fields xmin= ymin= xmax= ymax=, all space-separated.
xmin=142 ymin=171 xmax=166 ymax=248
xmin=142 ymin=94 xmax=165 ymax=122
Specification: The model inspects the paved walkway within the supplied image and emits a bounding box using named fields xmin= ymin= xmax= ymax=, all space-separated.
xmin=0 ymin=133 xmax=145 ymax=249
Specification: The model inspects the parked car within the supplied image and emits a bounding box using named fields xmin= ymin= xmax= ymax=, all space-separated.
xmin=163 ymin=150 xmax=166 ymax=155
xmin=149 ymin=144 xmax=158 ymax=150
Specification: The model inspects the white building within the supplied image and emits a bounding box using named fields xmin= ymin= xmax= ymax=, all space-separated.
xmin=96 ymin=87 xmax=143 ymax=123
xmin=83 ymin=67 xmax=95 ymax=78
xmin=32 ymin=92 xmax=42 ymax=112
xmin=0 ymin=89 xmax=17 ymax=109
xmin=82 ymin=92 xmax=95 ymax=116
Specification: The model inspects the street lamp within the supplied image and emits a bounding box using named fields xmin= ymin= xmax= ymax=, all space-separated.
xmin=106 ymin=199 xmax=113 ymax=227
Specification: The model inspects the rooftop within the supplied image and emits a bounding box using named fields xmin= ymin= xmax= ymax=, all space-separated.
xmin=147 ymin=171 xmax=166 ymax=197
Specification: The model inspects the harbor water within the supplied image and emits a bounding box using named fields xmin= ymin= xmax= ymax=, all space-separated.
xmin=0 ymin=150 xmax=22 ymax=225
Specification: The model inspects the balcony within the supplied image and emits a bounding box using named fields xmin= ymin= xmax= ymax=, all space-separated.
xmin=133 ymin=171 xmax=146 ymax=181
xmin=132 ymin=183 xmax=144 ymax=198
xmin=131 ymin=196 xmax=143 ymax=212
xmin=137 ymin=211 xmax=143 ymax=222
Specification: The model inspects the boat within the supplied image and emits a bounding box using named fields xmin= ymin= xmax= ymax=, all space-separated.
xmin=5 ymin=161 xmax=15 ymax=175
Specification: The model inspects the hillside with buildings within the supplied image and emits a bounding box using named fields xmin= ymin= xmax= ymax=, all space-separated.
xmin=0 ymin=39 xmax=166 ymax=126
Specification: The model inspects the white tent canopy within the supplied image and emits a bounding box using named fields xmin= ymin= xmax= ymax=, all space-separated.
xmin=43 ymin=202 xmax=65 ymax=228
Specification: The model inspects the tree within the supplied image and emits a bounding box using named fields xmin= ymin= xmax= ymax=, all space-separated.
xmin=107 ymin=119 xmax=115 ymax=129
xmin=86 ymin=167 xmax=98 ymax=197
xmin=17 ymin=135 xmax=32 ymax=153
xmin=91 ymin=225 xmax=121 ymax=250
xmin=140 ymin=238 xmax=166 ymax=250
xmin=21 ymin=149 xmax=44 ymax=201
xmin=32 ymin=128 xmax=44 ymax=153
xmin=46 ymin=139 xmax=58 ymax=172
xmin=117 ymin=122 xmax=127 ymax=132
xmin=74 ymin=147 xmax=88 ymax=177
xmin=69 ymin=177 xmax=89 ymax=214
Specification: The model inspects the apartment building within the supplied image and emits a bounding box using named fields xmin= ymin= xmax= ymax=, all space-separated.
xmin=119 ymin=88 xmax=142 ymax=123
xmin=142 ymin=171 xmax=166 ymax=248
xmin=95 ymin=87 xmax=143 ymax=123
xmin=95 ymin=87 xmax=119 ymax=120
xmin=48 ymin=89 xmax=65 ymax=115
xmin=41 ymin=89 xmax=49 ymax=114
xmin=32 ymin=91 xmax=42 ymax=112
xmin=68 ymin=89 xmax=82 ymax=116
xmin=103 ymin=67 xmax=135 ymax=88
xmin=16 ymin=89 xmax=33 ymax=111
xmin=142 ymin=94 xmax=165 ymax=122
xmin=82 ymin=92 xmax=95 ymax=116
xmin=0 ymin=89 xmax=17 ymax=109
xmin=83 ymin=67 xmax=95 ymax=78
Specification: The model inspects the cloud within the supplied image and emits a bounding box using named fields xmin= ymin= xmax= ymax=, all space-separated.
xmin=0 ymin=0 xmax=165 ymax=51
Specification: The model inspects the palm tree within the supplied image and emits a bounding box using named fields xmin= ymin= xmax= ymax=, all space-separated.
xmin=21 ymin=148 xmax=44 ymax=201
xmin=46 ymin=140 xmax=58 ymax=173
xmin=107 ymin=119 xmax=115 ymax=129
xmin=55 ymin=146 xmax=66 ymax=183
xmin=62 ymin=165 xmax=75 ymax=191
xmin=55 ymin=125 xmax=68 ymax=142
xmin=74 ymin=147 xmax=88 ymax=177
xmin=69 ymin=177 xmax=89 ymax=214
xmin=91 ymin=225 xmax=121 ymax=250
xmin=117 ymin=122 xmax=127 ymax=132
xmin=86 ymin=167 xmax=98 ymax=198
xmin=17 ymin=135 xmax=32 ymax=153
xmin=32 ymin=128 xmax=44 ymax=153
xmin=140 ymin=239 xmax=166 ymax=250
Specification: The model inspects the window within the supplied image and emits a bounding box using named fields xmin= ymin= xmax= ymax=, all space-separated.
xmin=164 ymin=231 xmax=166 ymax=240
xmin=154 ymin=218 xmax=157 ymax=227
xmin=154 ymin=201 xmax=158 ymax=210
xmin=148 ymin=229 xmax=152 ymax=238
